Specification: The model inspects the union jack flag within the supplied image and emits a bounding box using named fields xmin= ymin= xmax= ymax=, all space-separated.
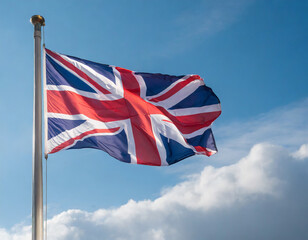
xmin=44 ymin=48 xmax=221 ymax=166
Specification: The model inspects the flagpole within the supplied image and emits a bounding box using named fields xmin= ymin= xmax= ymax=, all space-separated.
xmin=31 ymin=15 xmax=45 ymax=240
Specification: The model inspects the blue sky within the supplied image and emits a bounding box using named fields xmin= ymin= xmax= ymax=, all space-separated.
xmin=0 ymin=0 xmax=307 ymax=239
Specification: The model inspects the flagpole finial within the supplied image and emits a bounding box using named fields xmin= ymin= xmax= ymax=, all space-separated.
xmin=30 ymin=15 xmax=45 ymax=26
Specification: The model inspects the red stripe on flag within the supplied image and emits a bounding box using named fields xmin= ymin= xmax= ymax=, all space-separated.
xmin=49 ymin=128 xmax=120 ymax=154
xmin=117 ymin=67 xmax=162 ymax=166
xmin=115 ymin=67 xmax=141 ymax=96
xmin=194 ymin=146 xmax=215 ymax=156
xmin=158 ymin=106 xmax=221 ymax=134
xmin=47 ymin=90 xmax=129 ymax=122
xmin=149 ymin=75 xmax=202 ymax=102
xmin=45 ymin=48 xmax=111 ymax=94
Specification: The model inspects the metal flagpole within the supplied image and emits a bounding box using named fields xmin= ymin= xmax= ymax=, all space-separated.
xmin=30 ymin=15 xmax=45 ymax=240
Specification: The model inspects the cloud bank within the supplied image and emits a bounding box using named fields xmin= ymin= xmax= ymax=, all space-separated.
xmin=1 ymin=99 xmax=308 ymax=240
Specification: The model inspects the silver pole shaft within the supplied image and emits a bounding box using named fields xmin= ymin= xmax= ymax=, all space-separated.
xmin=31 ymin=15 xmax=45 ymax=240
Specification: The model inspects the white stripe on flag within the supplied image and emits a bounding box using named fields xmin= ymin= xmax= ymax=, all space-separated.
xmin=46 ymin=85 xmax=121 ymax=101
xmin=168 ymin=104 xmax=221 ymax=116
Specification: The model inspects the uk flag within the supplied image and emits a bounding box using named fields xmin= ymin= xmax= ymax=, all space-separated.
xmin=44 ymin=48 xmax=221 ymax=166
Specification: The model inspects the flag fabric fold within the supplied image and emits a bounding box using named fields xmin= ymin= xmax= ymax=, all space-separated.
xmin=44 ymin=48 xmax=221 ymax=166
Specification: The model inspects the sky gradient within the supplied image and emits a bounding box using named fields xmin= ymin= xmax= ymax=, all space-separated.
xmin=0 ymin=0 xmax=307 ymax=239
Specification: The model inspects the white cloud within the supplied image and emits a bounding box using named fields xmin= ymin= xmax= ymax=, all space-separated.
xmin=0 ymin=224 xmax=31 ymax=240
xmin=2 ymin=99 xmax=308 ymax=240
xmin=2 ymin=143 xmax=308 ymax=240
xmin=292 ymin=144 xmax=308 ymax=160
